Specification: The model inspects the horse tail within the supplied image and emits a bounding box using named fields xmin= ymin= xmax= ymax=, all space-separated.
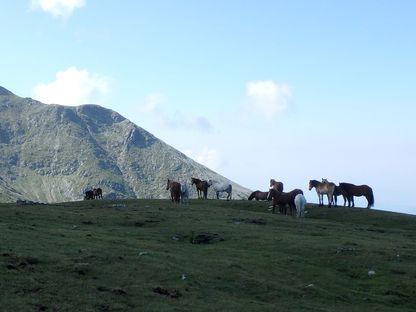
xmin=367 ymin=187 xmax=374 ymax=208
xmin=248 ymin=192 xmax=255 ymax=200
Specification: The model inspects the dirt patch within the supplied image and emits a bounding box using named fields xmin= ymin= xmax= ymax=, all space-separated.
xmin=152 ymin=287 xmax=181 ymax=299
xmin=97 ymin=286 xmax=127 ymax=295
xmin=190 ymin=232 xmax=224 ymax=244
xmin=233 ymin=218 xmax=267 ymax=225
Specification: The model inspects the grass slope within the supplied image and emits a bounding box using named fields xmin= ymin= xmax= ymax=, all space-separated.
xmin=1 ymin=200 xmax=416 ymax=311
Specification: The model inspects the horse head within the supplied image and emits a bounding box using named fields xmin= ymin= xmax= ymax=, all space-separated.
xmin=308 ymin=180 xmax=314 ymax=191
xmin=166 ymin=179 xmax=171 ymax=190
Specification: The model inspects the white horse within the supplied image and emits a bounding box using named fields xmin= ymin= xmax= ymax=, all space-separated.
xmin=180 ymin=183 xmax=189 ymax=204
xmin=208 ymin=180 xmax=232 ymax=200
xmin=294 ymin=194 xmax=307 ymax=218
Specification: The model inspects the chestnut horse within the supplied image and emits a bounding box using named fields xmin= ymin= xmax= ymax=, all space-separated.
xmin=248 ymin=190 xmax=269 ymax=201
xmin=339 ymin=182 xmax=374 ymax=208
xmin=267 ymin=188 xmax=303 ymax=216
xmin=191 ymin=177 xmax=209 ymax=199
xmin=166 ymin=179 xmax=181 ymax=203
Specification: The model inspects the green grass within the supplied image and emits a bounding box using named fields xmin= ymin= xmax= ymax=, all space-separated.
xmin=1 ymin=200 xmax=416 ymax=311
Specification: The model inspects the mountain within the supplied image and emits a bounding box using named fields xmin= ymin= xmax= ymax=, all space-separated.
xmin=0 ymin=87 xmax=250 ymax=202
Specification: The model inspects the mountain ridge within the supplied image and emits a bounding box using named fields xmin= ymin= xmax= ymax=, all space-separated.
xmin=0 ymin=86 xmax=250 ymax=202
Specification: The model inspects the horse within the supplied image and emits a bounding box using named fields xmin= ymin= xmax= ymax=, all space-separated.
xmin=191 ymin=177 xmax=209 ymax=199
xmin=294 ymin=194 xmax=307 ymax=218
xmin=166 ymin=179 xmax=181 ymax=203
xmin=322 ymin=179 xmax=346 ymax=207
xmin=84 ymin=190 xmax=94 ymax=200
xmin=309 ymin=179 xmax=335 ymax=207
xmin=333 ymin=185 xmax=347 ymax=207
xmin=180 ymin=183 xmax=189 ymax=204
xmin=93 ymin=188 xmax=103 ymax=199
xmin=208 ymin=180 xmax=232 ymax=200
xmin=270 ymin=179 xmax=284 ymax=192
xmin=248 ymin=190 xmax=269 ymax=201
xmin=267 ymin=188 xmax=303 ymax=215
xmin=339 ymin=182 xmax=374 ymax=208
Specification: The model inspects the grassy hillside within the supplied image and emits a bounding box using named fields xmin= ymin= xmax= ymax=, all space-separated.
xmin=1 ymin=200 xmax=415 ymax=311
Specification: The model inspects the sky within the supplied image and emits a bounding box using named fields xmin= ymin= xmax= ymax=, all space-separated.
xmin=1 ymin=1 xmax=415 ymax=213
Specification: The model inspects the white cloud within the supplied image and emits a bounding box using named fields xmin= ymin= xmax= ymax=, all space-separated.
xmin=245 ymin=80 xmax=292 ymax=119
xmin=31 ymin=0 xmax=85 ymax=18
xmin=33 ymin=67 xmax=110 ymax=106
xmin=183 ymin=147 xmax=222 ymax=170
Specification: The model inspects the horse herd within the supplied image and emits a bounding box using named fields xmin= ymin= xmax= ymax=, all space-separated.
xmin=166 ymin=178 xmax=232 ymax=203
xmin=84 ymin=188 xmax=103 ymax=200
xmin=84 ymin=177 xmax=374 ymax=219
xmin=248 ymin=178 xmax=374 ymax=217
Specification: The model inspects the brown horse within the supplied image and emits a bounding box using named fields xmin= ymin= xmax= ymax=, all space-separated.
xmin=248 ymin=190 xmax=269 ymax=201
xmin=191 ymin=177 xmax=209 ymax=199
xmin=267 ymin=188 xmax=303 ymax=216
xmin=339 ymin=182 xmax=374 ymax=208
xmin=93 ymin=188 xmax=103 ymax=199
xmin=166 ymin=179 xmax=181 ymax=203
xmin=270 ymin=179 xmax=284 ymax=192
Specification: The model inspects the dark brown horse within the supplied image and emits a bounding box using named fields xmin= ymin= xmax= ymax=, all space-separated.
xmin=167 ymin=179 xmax=181 ymax=203
xmin=267 ymin=188 xmax=303 ymax=216
xmin=84 ymin=190 xmax=94 ymax=200
xmin=93 ymin=188 xmax=103 ymax=199
xmin=270 ymin=179 xmax=284 ymax=192
xmin=339 ymin=182 xmax=374 ymax=208
xmin=191 ymin=177 xmax=209 ymax=199
xmin=333 ymin=185 xmax=347 ymax=206
xmin=248 ymin=190 xmax=269 ymax=201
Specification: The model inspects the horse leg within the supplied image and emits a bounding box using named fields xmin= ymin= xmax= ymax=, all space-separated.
xmin=351 ymin=196 xmax=355 ymax=207
xmin=327 ymin=194 xmax=332 ymax=208
xmin=216 ymin=191 xmax=219 ymax=200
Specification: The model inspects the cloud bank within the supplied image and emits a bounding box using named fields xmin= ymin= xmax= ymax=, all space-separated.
xmin=183 ymin=147 xmax=222 ymax=171
xmin=33 ymin=67 xmax=110 ymax=106
xmin=31 ymin=0 xmax=85 ymax=18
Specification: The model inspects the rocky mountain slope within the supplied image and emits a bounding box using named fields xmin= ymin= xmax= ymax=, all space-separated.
xmin=0 ymin=87 xmax=250 ymax=202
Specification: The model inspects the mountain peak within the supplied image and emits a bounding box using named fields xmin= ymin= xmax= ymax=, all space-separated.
xmin=0 ymin=86 xmax=14 ymax=96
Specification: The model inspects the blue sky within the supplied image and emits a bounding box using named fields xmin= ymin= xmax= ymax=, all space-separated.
xmin=1 ymin=1 xmax=415 ymax=213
